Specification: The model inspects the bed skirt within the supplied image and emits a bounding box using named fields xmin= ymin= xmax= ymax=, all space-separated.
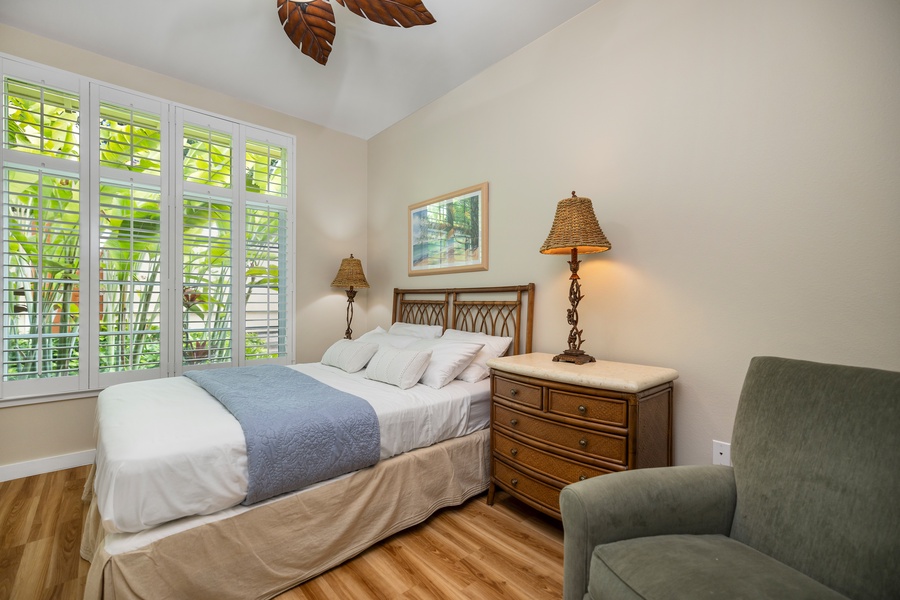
xmin=80 ymin=428 xmax=490 ymax=600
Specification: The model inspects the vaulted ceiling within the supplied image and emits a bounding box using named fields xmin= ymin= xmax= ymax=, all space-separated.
xmin=0 ymin=0 xmax=603 ymax=139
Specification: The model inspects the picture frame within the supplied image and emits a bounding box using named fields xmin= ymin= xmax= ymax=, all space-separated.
xmin=408 ymin=182 xmax=489 ymax=276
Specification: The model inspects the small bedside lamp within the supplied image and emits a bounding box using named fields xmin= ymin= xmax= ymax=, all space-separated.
xmin=331 ymin=254 xmax=370 ymax=339
xmin=540 ymin=191 xmax=611 ymax=364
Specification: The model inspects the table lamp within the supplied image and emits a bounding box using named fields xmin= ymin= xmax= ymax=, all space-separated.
xmin=331 ymin=254 xmax=370 ymax=339
xmin=539 ymin=191 xmax=611 ymax=364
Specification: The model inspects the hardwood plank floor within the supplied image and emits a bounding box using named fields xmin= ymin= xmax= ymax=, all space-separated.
xmin=1 ymin=467 xmax=563 ymax=600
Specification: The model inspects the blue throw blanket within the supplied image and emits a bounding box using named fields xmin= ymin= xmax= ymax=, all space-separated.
xmin=185 ymin=365 xmax=380 ymax=505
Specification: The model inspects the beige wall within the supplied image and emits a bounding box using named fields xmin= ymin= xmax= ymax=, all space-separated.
xmin=368 ymin=0 xmax=900 ymax=465
xmin=0 ymin=24 xmax=368 ymax=470
xmin=4 ymin=0 xmax=900 ymax=472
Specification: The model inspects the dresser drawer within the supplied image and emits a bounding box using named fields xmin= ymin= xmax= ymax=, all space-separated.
xmin=493 ymin=403 xmax=628 ymax=465
xmin=548 ymin=389 xmax=628 ymax=428
xmin=493 ymin=375 xmax=542 ymax=409
xmin=492 ymin=459 xmax=561 ymax=514
xmin=492 ymin=430 xmax=612 ymax=485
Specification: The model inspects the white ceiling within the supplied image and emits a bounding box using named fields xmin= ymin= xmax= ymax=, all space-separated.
xmin=0 ymin=0 xmax=603 ymax=139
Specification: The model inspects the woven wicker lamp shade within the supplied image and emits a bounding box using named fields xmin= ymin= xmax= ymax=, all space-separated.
xmin=331 ymin=254 xmax=370 ymax=289
xmin=540 ymin=192 xmax=611 ymax=365
xmin=331 ymin=254 xmax=369 ymax=339
xmin=540 ymin=192 xmax=611 ymax=255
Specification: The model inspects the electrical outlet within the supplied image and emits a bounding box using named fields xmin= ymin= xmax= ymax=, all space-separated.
xmin=713 ymin=440 xmax=731 ymax=466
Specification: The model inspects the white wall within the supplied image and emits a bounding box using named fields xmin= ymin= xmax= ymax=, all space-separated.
xmin=0 ymin=24 xmax=368 ymax=473
xmin=368 ymin=0 xmax=900 ymax=465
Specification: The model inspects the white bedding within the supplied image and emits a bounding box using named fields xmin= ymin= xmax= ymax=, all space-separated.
xmin=93 ymin=362 xmax=490 ymax=534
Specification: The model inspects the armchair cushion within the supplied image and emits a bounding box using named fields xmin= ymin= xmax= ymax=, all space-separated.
xmin=561 ymin=465 xmax=736 ymax=600
xmin=590 ymin=534 xmax=848 ymax=600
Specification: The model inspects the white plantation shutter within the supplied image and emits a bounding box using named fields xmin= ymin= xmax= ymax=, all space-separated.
xmin=97 ymin=181 xmax=163 ymax=373
xmin=182 ymin=195 xmax=233 ymax=366
xmin=183 ymin=123 xmax=232 ymax=188
xmin=91 ymin=86 xmax=170 ymax=388
xmin=176 ymin=109 xmax=238 ymax=371
xmin=98 ymin=101 xmax=162 ymax=175
xmin=3 ymin=78 xmax=80 ymax=162
xmin=0 ymin=56 xmax=294 ymax=403
xmin=1 ymin=60 xmax=89 ymax=399
xmin=241 ymin=128 xmax=291 ymax=364
xmin=245 ymin=203 xmax=287 ymax=360
xmin=2 ymin=168 xmax=81 ymax=383
xmin=245 ymin=139 xmax=287 ymax=198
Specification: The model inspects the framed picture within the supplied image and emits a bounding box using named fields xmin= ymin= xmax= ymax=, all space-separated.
xmin=408 ymin=182 xmax=488 ymax=276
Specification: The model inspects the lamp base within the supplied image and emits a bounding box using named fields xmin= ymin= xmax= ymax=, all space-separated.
xmin=552 ymin=349 xmax=596 ymax=365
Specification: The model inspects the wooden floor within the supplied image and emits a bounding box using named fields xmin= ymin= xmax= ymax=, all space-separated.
xmin=0 ymin=466 xmax=564 ymax=600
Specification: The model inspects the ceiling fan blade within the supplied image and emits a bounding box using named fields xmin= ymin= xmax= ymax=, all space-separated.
xmin=277 ymin=0 xmax=337 ymax=65
xmin=335 ymin=0 xmax=436 ymax=28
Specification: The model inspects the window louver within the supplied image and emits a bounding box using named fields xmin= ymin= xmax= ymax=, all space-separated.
xmin=99 ymin=103 xmax=161 ymax=175
xmin=3 ymin=78 xmax=79 ymax=162
xmin=183 ymin=125 xmax=231 ymax=188
xmin=245 ymin=204 xmax=287 ymax=359
xmin=182 ymin=196 xmax=232 ymax=366
xmin=2 ymin=168 xmax=80 ymax=381
xmin=98 ymin=181 xmax=162 ymax=373
xmin=246 ymin=140 xmax=287 ymax=198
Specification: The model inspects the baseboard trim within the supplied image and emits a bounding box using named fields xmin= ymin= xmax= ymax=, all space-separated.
xmin=0 ymin=449 xmax=95 ymax=483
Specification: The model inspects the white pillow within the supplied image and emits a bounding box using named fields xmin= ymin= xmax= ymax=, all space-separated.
xmin=365 ymin=346 xmax=432 ymax=390
xmin=358 ymin=326 xmax=387 ymax=337
xmin=440 ymin=329 xmax=514 ymax=383
xmin=321 ymin=339 xmax=379 ymax=373
xmin=408 ymin=338 xmax=484 ymax=389
xmin=388 ymin=322 xmax=444 ymax=339
xmin=358 ymin=327 xmax=420 ymax=349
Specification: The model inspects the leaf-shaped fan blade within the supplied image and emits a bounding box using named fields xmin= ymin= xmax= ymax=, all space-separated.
xmin=277 ymin=0 xmax=337 ymax=65
xmin=335 ymin=0 xmax=436 ymax=28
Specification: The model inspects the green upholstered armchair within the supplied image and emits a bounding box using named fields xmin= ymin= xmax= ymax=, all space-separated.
xmin=560 ymin=356 xmax=900 ymax=600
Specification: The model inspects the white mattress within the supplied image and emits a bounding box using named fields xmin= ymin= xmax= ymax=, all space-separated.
xmin=93 ymin=363 xmax=490 ymax=534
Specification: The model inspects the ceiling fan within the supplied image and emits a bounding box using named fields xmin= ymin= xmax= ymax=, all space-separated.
xmin=277 ymin=0 xmax=436 ymax=66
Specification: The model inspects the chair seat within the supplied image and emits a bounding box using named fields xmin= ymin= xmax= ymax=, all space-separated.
xmin=589 ymin=534 xmax=849 ymax=600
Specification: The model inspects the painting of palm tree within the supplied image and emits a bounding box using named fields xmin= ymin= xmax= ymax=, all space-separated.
xmin=409 ymin=182 xmax=488 ymax=276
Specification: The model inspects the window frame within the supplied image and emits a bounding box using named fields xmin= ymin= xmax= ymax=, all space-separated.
xmin=0 ymin=54 xmax=295 ymax=406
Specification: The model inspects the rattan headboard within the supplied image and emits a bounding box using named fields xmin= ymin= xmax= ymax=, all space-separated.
xmin=391 ymin=284 xmax=535 ymax=356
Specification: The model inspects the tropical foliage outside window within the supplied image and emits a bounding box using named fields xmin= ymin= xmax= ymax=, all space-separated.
xmin=2 ymin=167 xmax=81 ymax=380
xmin=1 ymin=61 xmax=294 ymax=401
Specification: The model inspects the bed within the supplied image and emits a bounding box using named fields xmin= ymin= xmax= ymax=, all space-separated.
xmin=80 ymin=284 xmax=535 ymax=600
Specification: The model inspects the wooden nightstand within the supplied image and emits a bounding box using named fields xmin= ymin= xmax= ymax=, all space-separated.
xmin=486 ymin=352 xmax=678 ymax=519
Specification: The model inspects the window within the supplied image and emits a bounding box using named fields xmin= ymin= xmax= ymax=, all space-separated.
xmin=182 ymin=195 xmax=233 ymax=366
xmin=245 ymin=203 xmax=287 ymax=359
xmin=4 ymin=77 xmax=79 ymax=161
xmin=246 ymin=139 xmax=287 ymax=198
xmin=0 ymin=56 xmax=294 ymax=403
xmin=2 ymin=168 xmax=81 ymax=382
xmin=98 ymin=181 xmax=162 ymax=374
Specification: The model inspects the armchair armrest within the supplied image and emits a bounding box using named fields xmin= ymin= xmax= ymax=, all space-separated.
xmin=560 ymin=465 xmax=736 ymax=600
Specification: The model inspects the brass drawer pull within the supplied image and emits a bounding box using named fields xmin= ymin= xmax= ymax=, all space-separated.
xmin=511 ymin=478 xmax=519 ymax=487
xmin=510 ymin=448 xmax=518 ymax=456
xmin=509 ymin=388 xmax=519 ymax=397
xmin=510 ymin=418 xmax=518 ymax=426
xmin=579 ymin=438 xmax=588 ymax=448
xmin=578 ymin=405 xmax=587 ymax=414
xmin=579 ymin=474 xmax=587 ymax=481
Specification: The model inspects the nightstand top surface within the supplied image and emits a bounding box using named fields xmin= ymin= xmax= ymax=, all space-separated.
xmin=487 ymin=352 xmax=678 ymax=393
